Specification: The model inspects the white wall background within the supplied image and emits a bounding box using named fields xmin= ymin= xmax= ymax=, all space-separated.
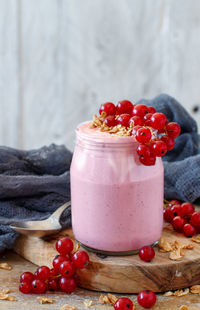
xmin=1 ymin=0 xmax=200 ymax=151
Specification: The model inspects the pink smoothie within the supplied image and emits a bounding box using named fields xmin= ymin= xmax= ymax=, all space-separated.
xmin=70 ymin=122 xmax=164 ymax=252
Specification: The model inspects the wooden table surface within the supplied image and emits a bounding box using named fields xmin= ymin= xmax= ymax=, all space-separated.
xmin=0 ymin=252 xmax=200 ymax=310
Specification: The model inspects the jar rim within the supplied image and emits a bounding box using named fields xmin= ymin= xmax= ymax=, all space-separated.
xmin=76 ymin=121 xmax=137 ymax=145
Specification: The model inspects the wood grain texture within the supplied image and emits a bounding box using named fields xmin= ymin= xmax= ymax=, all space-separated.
xmin=14 ymin=226 xmax=200 ymax=294
xmin=2 ymin=252 xmax=200 ymax=310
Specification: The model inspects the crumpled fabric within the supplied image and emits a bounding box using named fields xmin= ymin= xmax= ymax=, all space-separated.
xmin=0 ymin=144 xmax=72 ymax=253
xmin=137 ymin=94 xmax=200 ymax=202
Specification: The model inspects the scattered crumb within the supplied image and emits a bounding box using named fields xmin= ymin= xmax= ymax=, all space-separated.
xmin=169 ymin=248 xmax=183 ymax=260
xmin=0 ymin=263 xmax=12 ymax=270
xmin=0 ymin=288 xmax=11 ymax=294
xmin=37 ymin=296 xmax=55 ymax=304
xmin=191 ymin=235 xmax=200 ymax=243
xmin=84 ymin=299 xmax=94 ymax=307
xmin=0 ymin=294 xmax=17 ymax=301
xmin=190 ymin=285 xmax=200 ymax=294
xmin=99 ymin=294 xmax=117 ymax=305
xmin=159 ymin=238 xmax=173 ymax=252
xmin=163 ymin=291 xmax=174 ymax=296
xmin=159 ymin=238 xmax=194 ymax=260
xmin=163 ymin=288 xmax=189 ymax=297
xmin=179 ymin=306 xmax=190 ymax=310
xmin=107 ymin=294 xmax=118 ymax=305
xmin=174 ymin=288 xmax=190 ymax=297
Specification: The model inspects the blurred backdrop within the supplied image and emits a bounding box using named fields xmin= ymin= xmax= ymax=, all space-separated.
xmin=0 ymin=0 xmax=200 ymax=151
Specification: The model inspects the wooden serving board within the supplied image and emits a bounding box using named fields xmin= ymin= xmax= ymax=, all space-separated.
xmin=14 ymin=226 xmax=200 ymax=294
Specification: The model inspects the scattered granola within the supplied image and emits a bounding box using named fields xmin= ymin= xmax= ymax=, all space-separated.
xmin=0 ymin=288 xmax=11 ymax=294
xmin=191 ymin=235 xmax=200 ymax=243
xmin=0 ymin=263 xmax=12 ymax=270
xmin=37 ymin=296 xmax=54 ymax=304
xmin=159 ymin=238 xmax=194 ymax=260
xmin=179 ymin=306 xmax=190 ymax=310
xmin=173 ymin=288 xmax=189 ymax=297
xmin=163 ymin=291 xmax=174 ymax=297
xmin=190 ymin=285 xmax=200 ymax=294
xmin=60 ymin=305 xmax=77 ymax=310
xmin=163 ymin=288 xmax=189 ymax=297
xmin=169 ymin=247 xmax=183 ymax=261
xmin=158 ymin=238 xmax=173 ymax=252
xmin=99 ymin=293 xmax=117 ymax=305
xmin=0 ymin=294 xmax=17 ymax=301
xmin=84 ymin=299 xmax=94 ymax=307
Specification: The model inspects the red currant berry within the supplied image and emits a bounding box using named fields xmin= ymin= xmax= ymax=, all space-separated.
xmin=137 ymin=290 xmax=156 ymax=309
xmin=53 ymin=255 xmax=70 ymax=273
xmin=71 ymin=250 xmax=89 ymax=269
xmin=166 ymin=122 xmax=181 ymax=138
xmin=150 ymin=113 xmax=167 ymax=130
xmin=163 ymin=207 xmax=173 ymax=223
xmin=139 ymin=154 xmax=156 ymax=166
xmin=104 ymin=115 xmax=117 ymax=127
xmin=56 ymin=237 xmax=74 ymax=255
xmin=191 ymin=212 xmax=200 ymax=230
xmin=148 ymin=106 xmax=156 ymax=114
xmin=180 ymin=203 xmax=195 ymax=218
xmin=167 ymin=200 xmax=181 ymax=207
xmin=143 ymin=113 xmax=152 ymax=126
xmin=99 ymin=102 xmax=116 ymax=116
xmin=19 ymin=282 xmax=32 ymax=294
xmin=132 ymin=104 xmax=149 ymax=117
xmin=137 ymin=144 xmax=151 ymax=159
xmin=139 ymin=246 xmax=155 ymax=262
xmin=59 ymin=276 xmax=77 ymax=293
xmin=131 ymin=125 xmax=142 ymax=136
xmin=161 ymin=135 xmax=175 ymax=151
xmin=136 ymin=127 xmax=151 ymax=143
xmin=31 ymin=279 xmax=47 ymax=294
xmin=48 ymin=278 xmax=60 ymax=291
xmin=151 ymin=141 xmax=167 ymax=157
xmin=114 ymin=297 xmax=133 ymax=310
xmin=35 ymin=266 xmax=50 ymax=281
xmin=20 ymin=272 xmax=35 ymax=283
xmin=59 ymin=261 xmax=76 ymax=278
xmin=172 ymin=216 xmax=186 ymax=232
xmin=117 ymin=114 xmax=131 ymax=127
xmin=183 ymin=224 xmax=196 ymax=237
xmin=116 ymin=100 xmax=134 ymax=115
xmin=49 ymin=268 xmax=58 ymax=278
xmin=129 ymin=116 xmax=144 ymax=127
xmin=169 ymin=205 xmax=181 ymax=219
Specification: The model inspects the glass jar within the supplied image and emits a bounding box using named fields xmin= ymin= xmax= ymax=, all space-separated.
xmin=70 ymin=122 xmax=164 ymax=255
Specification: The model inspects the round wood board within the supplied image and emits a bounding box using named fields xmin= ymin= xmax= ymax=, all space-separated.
xmin=14 ymin=225 xmax=200 ymax=294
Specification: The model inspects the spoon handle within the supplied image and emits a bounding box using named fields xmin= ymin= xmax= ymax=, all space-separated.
xmin=51 ymin=201 xmax=71 ymax=220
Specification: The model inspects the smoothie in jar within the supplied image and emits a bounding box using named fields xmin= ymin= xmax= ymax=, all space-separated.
xmin=70 ymin=121 xmax=164 ymax=254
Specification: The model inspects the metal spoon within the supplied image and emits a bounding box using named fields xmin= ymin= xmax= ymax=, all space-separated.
xmin=9 ymin=201 xmax=71 ymax=238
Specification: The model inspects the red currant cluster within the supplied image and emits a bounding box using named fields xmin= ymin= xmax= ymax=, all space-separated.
xmin=19 ymin=237 xmax=89 ymax=294
xmin=164 ymin=200 xmax=200 ymax=237
xmin=114 ymin=290 xmax=156 ymax=309
xmin=98 ymin=100 xmax=181 ymax=166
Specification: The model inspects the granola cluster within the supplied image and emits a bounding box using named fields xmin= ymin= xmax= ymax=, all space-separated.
xmin=90 ymin=113 xmax=133 ymax=137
